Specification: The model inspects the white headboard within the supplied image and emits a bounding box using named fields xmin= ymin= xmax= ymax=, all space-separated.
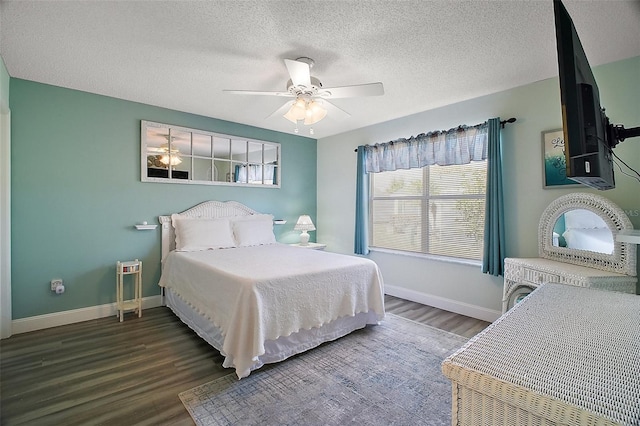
xmin=158 ymin=200 xmax=260 ymax=261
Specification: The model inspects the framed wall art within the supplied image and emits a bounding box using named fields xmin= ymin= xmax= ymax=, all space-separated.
xmin=541 ymin=129 xmax=580 ymax=188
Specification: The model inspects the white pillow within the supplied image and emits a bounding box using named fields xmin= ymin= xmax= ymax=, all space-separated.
xmin=171 ymin=215 xmax=236 ymax=251
xmin=563 ymin=209 xmax=607 ymax=229
xmin=232 ymin=217 xmax=276 ymax=247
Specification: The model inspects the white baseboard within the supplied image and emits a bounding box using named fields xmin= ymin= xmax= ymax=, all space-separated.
xmin=9 ymin=287 xmax=501 ymax=336
xmin=385 ymin=284 xmax=501 ymax=323
xmin=11 ymin=295 xmax=163 ymax=335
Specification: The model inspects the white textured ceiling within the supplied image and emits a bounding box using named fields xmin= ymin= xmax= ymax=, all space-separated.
xmin=1 ymin=0 xmax=639 ymax=139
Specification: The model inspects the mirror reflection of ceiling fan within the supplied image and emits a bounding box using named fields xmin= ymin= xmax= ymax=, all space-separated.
xmin=146 ymin=134 xmax=183 ymax=166
xmin=147 ymin=145 xmax=182 ymax=167
xmin=224 ymin=57 xmax=384 ymax=133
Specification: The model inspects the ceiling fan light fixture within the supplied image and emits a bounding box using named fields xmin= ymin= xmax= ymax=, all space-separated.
xmin=303 ymin=100 xmax=327 ymax=125
xmin=284 ymin=98 xmax=308 ymax=123
xmin=285 ymin=98 xmax=327 ymax=125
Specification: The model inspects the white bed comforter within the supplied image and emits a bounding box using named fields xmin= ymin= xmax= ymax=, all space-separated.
xmin=562 ymin=228 xmax=614 ymax=253
xmin=158 ymin=243 xmax=385 ymax=378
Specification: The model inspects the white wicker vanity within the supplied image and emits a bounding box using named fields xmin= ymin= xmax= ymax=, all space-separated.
xmin=444 ymin=193 xmax=639 ymax=425
xmin=442 ymin=283 xmax=640 ymax=426
xmin=502 ymin=193 xmax=637 ymax=312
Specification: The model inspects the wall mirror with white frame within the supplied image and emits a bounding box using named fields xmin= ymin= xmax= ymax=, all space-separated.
xmin=141 ymin=121 xmax=280 ymax=187
xmin=539 ymin=192 xmax=636 ymax=275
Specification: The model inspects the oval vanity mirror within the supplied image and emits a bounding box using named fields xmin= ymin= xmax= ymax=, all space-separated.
xmin=552 ymin=208 xmax=614 ymax=254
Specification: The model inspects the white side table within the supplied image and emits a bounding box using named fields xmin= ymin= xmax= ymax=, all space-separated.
xmin=116 ymin=259 xmax=142 ymax=322
xmin=288 ymin=242 xmax=327 ymax=250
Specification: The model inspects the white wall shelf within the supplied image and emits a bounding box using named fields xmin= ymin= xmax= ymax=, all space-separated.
xmin=135 ymin=224 xmax=157 ymax=230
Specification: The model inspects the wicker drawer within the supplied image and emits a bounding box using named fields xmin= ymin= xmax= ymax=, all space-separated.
xmin=449 ymin=380 xmax=618 ymax=426
xmin=521 ymin=268 xmax=560 ymax=285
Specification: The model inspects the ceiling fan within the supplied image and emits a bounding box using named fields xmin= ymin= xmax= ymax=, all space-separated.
xmin=224 ymin=57 xmax=384 ymax=129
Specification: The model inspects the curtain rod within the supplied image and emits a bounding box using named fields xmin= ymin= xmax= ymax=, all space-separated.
xmin=354 ymin=117 xmax=517 ymax=152
xmin=500 ymin=117 xmax=517 ymax=128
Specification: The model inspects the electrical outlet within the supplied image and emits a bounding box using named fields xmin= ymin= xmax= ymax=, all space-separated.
xmin=51 ymin=279 xmax=63 ymax=291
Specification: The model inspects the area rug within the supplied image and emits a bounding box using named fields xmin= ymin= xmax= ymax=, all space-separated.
xmin=179 ymin=313 xmax=468 ymax=426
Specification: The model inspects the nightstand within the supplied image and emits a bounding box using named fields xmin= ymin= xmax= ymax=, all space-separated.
xmin=289 ymin=242 xmax=327 ymax=250
xmin=116 ymin=259 xmax=142 ymax=322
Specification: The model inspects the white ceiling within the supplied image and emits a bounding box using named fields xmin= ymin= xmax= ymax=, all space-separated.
xmin=1 ymin=0 xmax=639 ymax=139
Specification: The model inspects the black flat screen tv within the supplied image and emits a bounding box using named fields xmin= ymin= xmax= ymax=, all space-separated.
xmin=554 ymin=0 xmax=616 ymax=190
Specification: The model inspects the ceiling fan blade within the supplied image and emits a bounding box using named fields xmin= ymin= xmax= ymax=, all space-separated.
xmin=320 ymin=99 xmax=351 ymax=119
xmin=266 ymin=100 xmax=294 ymax=119
xmin=224 ymin=89 xmax=293 ymax=97
xmin=319 ymin=82 xmax=384 ymax=99
xmin=284 ymin=59 xmax=312 ymax=88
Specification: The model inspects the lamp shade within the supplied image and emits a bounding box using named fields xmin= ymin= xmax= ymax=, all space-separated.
xmin=284 ymin=98 xmax=328 ymax=125
xmin=294 ymin=215 xmax=316 ymax=231
xmin=283 ymin=98 xmax=308 ymax=123
xmin=303 ymin=100 xmax=327 ymax=125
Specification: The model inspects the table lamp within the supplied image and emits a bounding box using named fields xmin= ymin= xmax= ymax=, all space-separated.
xmin=294 ymin=215 xmax=316 ymax=246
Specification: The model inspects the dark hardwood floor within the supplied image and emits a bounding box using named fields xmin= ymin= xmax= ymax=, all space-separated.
xmin=0 ymin=296 xmax=490 ymax=425
xmin=383 ymin=295 xmax=490 ymax=339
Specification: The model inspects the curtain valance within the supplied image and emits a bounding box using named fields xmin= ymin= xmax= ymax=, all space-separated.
xmin=363 ymin=123 xmax=488 ymax=173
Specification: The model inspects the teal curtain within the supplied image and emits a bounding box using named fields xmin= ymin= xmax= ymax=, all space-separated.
xmin=354 ymin=146 xmax=369 ymax=255
xmin=482 ymin=118 xmax=506 ymax=276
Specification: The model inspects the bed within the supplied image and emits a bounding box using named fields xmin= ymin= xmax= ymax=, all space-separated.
xmin=157 ymin=200 xmax=385 ymax=378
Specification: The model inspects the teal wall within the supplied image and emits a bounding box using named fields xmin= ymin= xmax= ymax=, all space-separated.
xmin=0 ymin=57 xmax=8 ymax=109
xmin=10 ymin=78 xmax=317 ymax=319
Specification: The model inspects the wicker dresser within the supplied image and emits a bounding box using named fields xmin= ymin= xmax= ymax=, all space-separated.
xmin=502 ymin=257 xmax=636 ymax=312
xmin=443 ymin=283 xmax=640 ymax=426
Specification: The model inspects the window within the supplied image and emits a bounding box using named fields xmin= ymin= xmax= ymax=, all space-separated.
xmin=141 ymin=121 xmax=280 ymax=187
xmin=370 ymin=161 xmax=487 ymax=261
